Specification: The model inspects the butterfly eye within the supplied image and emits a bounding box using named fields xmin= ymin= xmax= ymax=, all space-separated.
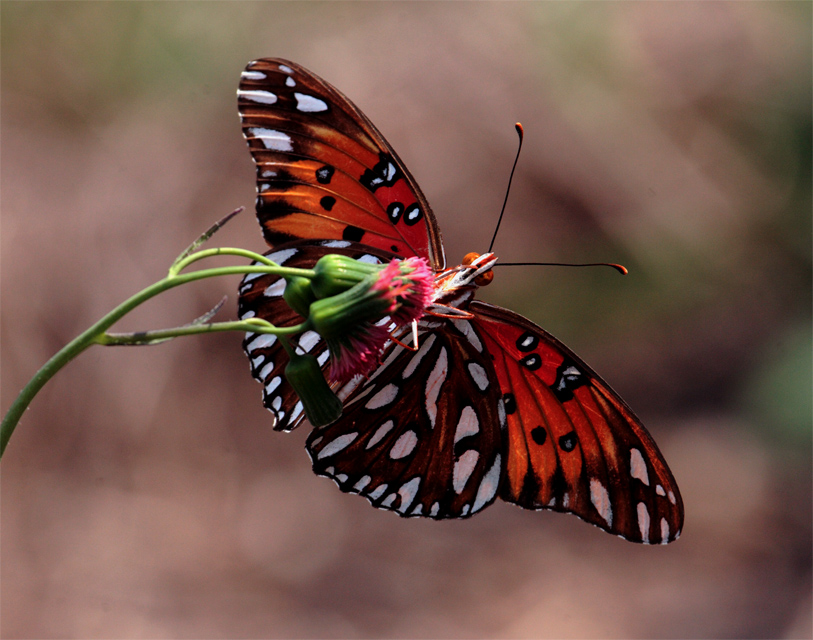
xmin=474 ymin=270 xmax=494 ymax=286
xmin=462 ymin=253 xmax=494 ymax=286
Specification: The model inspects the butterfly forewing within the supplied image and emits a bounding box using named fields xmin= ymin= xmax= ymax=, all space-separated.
xmin=469 ymin=301 xmax=683 ymax=544
xmin=306 ymin=320 xmax=505 ymax=518
xmin=238 ymin=58 xmax=444 ymax=268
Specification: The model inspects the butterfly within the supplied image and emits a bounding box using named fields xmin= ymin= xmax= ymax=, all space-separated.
xmin=236 ymin=58 xmax=683 ymax=544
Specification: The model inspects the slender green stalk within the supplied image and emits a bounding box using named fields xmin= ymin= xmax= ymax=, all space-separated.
xmin=0 ymin=261 xmax=313 ymax=458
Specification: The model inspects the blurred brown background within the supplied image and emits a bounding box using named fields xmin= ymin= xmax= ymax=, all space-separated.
xmin=2 ymin=2 xmax=810 ymax=638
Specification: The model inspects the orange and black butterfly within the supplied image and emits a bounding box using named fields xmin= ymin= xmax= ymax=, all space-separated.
xmin=237 ymin=58 xmax=683 ymax=543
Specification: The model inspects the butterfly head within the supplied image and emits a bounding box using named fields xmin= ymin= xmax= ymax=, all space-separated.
xmin=433 ymin=252 xmax=497 ymax=300
xmin=462 ymin=252 xmax=495 ymax=287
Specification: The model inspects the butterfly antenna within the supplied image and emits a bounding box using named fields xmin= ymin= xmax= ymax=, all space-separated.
xmin=497 ymin=261 xmax=629 ymax=275
xmin=488 ymin=123 xmax=524 ymax=253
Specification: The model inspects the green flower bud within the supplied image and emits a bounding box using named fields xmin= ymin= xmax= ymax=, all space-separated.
xmin=308 ymin=277 xmax=392 ymax=340
xmin=284 ymin=352 xmax=342 ymax=427
xmin=283 ymin=276 xmax=317 ymax=318
xmin=311 ymin=254 xmax=384 ymax=299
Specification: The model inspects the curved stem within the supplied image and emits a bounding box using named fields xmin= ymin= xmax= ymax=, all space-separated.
xmin=99 ymin=319 xmax=306 ymax=345
xmin=169 ymin=247 xmax=285 ymax=276
xmin=0 ymin=261 xmax=313 ymax=458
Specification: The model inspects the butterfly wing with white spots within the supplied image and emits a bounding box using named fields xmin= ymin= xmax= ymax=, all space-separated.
xmin=470 ymin=301 xmax=684 ymax=544
xmin=306 ymin=320 xmax=505 ymax=518
xmin=238 ymin=58 xmax=445 ymax=269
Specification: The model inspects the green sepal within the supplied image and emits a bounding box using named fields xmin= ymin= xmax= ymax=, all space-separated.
xmin=311 ymin=254 xmax=384 ymax=299
xmin=284 ymin=352 xmax=342 ymax=427
xmin=283 ymin=276 xmax=317 ymax=318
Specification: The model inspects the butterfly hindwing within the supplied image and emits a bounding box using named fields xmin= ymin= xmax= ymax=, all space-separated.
xmin=306 ymin=319 xmax=505 ymax=518
xmin=238 ymin=58 xmax=444 ymax=268
xmin=469 ymin=301 xmax=683 ymax=544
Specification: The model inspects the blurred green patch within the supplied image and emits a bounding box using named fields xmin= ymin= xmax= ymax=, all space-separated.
xmin=740 ymin=322 xmax=813 ymax=447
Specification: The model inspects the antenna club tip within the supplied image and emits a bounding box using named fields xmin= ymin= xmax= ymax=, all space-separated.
xmin=611 ymin=263 xmax=629 ymax=275
xmin=514 ymin=122 xmax=524 ymax=138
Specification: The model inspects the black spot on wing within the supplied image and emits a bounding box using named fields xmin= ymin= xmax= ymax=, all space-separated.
xmin=315 ymin=164 xmax=334 ymax=184
xmin=342 ymin=225 xmax=365 ymax=242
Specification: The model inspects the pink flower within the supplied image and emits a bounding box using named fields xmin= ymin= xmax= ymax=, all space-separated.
xmin=371 ymin=257 xmax=434 ymax=326
xmin=307 ymin=255 xmax=435 ymax=383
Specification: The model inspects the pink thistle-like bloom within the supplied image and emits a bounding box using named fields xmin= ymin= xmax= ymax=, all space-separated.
xmin=326 ymin=322 xmax=391 ymax=383
xmin=309 ymin=256 xmax=435 ymax=384
xmin=370 ymin=257 xmax=434 ymax=326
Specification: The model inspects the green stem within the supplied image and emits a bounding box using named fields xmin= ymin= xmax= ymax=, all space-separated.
xmin=99 ymin=319 xmax=306 ymax=345
xmin=0 ymin=261 xmax=313 ymax=458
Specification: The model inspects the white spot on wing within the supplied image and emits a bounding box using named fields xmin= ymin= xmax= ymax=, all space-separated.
xmin=366 ymin=343 xmax=403 ymax=384
xmin=263 ymin=279 xmax=286 ymax=297
xmin=368 ymin=484 xmax=387 ymax=501
xmin=630 ymin=448 xmax=650 ymax=486
xmin=403 ymin=334 xmax=436 ymax=379
xmin=317 ymin=432 xmax=358 ymax=459
xmin=238 ymin=89 xmax=278 ymax=104
xmin=637 ymin=502 xmax=651 ymax=544
xmin=241 ymin=70 xmax=266 ymax=80
xmin=241 ymin=271 xmax=264 ymax=285
xmin=453 ymin=449 xmax=479 ymax=494
xmin=466 ymin=362 xmax=489 ymax=391
xmin=365 ymin=383 xmax=399 ymax=409
xmin=397 ymin=477 xmax=421 ymax=512
xmin=430 ymin=502 xmax=440 ymax=517
xmin=321 ymin=240 xmax=351 ymax=248
xmin=353 ymin=476 xmax=371 ymax=492
xmin=265 ymin=376 xmax=282 ymax=395
xmin=656 ymin=484 xmax=666 ymax=497
xmin=259 ymin=362 xmax=274 ymax=380
xmin=452 ymin=319 xmax=482 ymax=352
xmin=590 ymin=478 xmax=613 ymax=527
xmin=294 ymin=92 xmax=328 ymax=112
xmin=278 ymin=64 xmax=293 ymax=73
xmin=247 ymin=333 xmax=277 ymax=350
xmin=366 ymin=420 xmax=395 ymax=449
xmin=248 ymin=127 xmax=293 ymax=151
xmin=668 ymin=490 xmax=677 ymax=505
xmin=454 ymin=406 xmax=479 ymax=443
xmin=389 ymin=430 xmax=418 ymax=459
xmin=660 ymin=518 xmax=670 ymax=544
xmin=298 ymin=331 xmax=320 ymax=353
xmin=381 ymin=493 xmax=397 ymax=507
xmin=425 ymin=347 xmax=448 ymax=427
xmin=285 ymin=76 xmax=295 ymax=87
xmin=472 ymin=454 xmax=500 ymax=513
xmin=267 ymin=248 xmax=298 ymax=265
